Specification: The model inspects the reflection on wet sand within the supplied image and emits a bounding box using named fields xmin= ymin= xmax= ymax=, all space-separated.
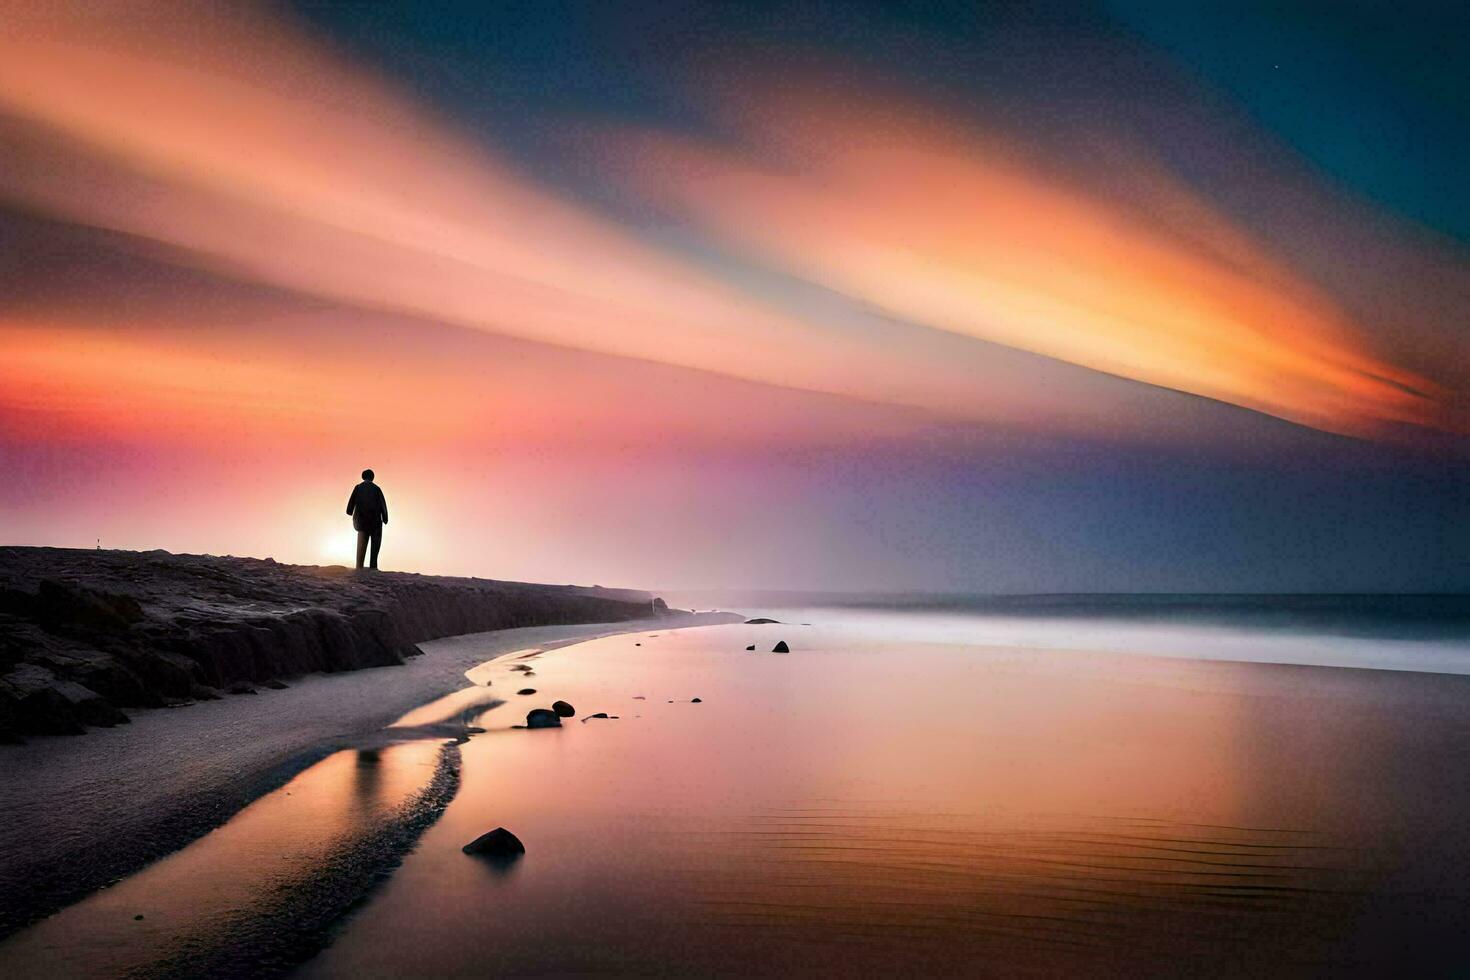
xmin=4 ymin=621 xmax=1464 ymax=977
xmin=671 ymin=806 xmax=1371 ymax=973
xmin=0 ymin=740 xmax=453 ymax=978
xmin=305 ymin=625 xmax=1470 ymax=977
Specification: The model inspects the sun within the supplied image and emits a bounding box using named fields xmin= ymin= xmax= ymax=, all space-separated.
xmin=317 ymin=528 xmax=356 ymax=566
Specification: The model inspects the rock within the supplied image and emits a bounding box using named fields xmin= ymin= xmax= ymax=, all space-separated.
xmin=0 ymin=664 xmax=129 ymax=735
xmin=772 ymin=641 xmax=790 ymax=653
xmin=509 ymin=664 xmax=533 ymax=672
xmin=744 ymin=618 xmax=781 ymax=625
xmin=0 ymin=547 xmax=665 ymax=739
xmin=525 ymin=708 xmax=561 ymax=728
xmin=33 ymin=580 xmax=145 ymax=633
xmin=745 ymin=644 xmax=755 ymax=651
xmin=652 ymin=597 xmax=669 ymax=614
xmin=262 ymin=678 xmax=289 ymax=690
xmin=691 ymin=698 xmax=702 ymax=703
xmin=552 ymin=700 xmax=575 ymax=718
xmin=462 ymin=827 xmax=525 ymax=858
xmin=134 ymin=914 xmax=144 ymax=921
xmin=517 ymin=688 xmax=536 ymax=695
xmin=586 ymin=712 xmax=609 ymax=719
xmin=226 ymin=681 xmax=258 ymax=695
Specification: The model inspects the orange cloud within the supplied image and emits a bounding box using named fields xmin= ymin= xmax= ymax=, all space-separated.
xmin=0 ymin=313 xmax=956 ymax=454
xmin=597 ymin=80 xmax=1457 ymax=439
xmin=0 ymin=2 xmax=1230 ymax=448
xmin=0 ymin=3 xmax=1456 ymax=445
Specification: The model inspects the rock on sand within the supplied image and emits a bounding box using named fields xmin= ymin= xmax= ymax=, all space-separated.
xmin=462 ymin=827 xmax=526 ymax=857
xmin=526 ymin=708 xmax=561 ymax=728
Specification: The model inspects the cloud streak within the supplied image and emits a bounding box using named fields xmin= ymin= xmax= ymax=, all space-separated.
xmin=0 ymin=1 xmax=1072 ymax=438
xmin=593 ymin=76 xmax=1456 ymax=439
xmin=0 ymin=2 xmax=1458 ymax=445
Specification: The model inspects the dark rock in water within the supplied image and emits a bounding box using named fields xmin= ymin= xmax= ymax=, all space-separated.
xmin=772 ymin=641 xmax=790 ymax=653
xmin=744 ymin=618 xmax=781 ymax=625
xmin=526 ymin=708 xmax=561 ymax=728
xmin=262 ymin=678 xmax=289 ymax=690
xmin=585 ymin=712 xmax=609 ymax=719
xmin=633 ymin=695 xmax=646 ymax=700
xmin=510 ymin=664 xmax=533 ymax=672
xmin=652 ymin=597 xmax=669 ymax=614
xmin=134 ymin=914 xmax=144 ymax=921
xmin=517 ymin=688 xmax=536 ymax=695
xmin=552 ymin=700 xmax=575 ymax=718
xmin=634 ymin=642 xmax=641 ymax=646
xmin=691 ymin=698 xmax=702 ymax=703
xmin=462 ymin=827 xmax=525 ymax=858
xmin=745 ymin=644 xmax=755 ymax=651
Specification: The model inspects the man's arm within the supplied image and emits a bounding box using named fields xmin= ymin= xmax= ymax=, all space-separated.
xmin=346 ymin=487 xmax=357 ymax=516
xmin=378 ymin=487 xmax=388 ymax=525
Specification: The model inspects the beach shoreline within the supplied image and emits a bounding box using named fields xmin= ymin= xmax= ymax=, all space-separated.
xmin=0 ymin=611 xmax=737 ymax=938
xmin=1 ymin=613 xmax=1467 ymax=976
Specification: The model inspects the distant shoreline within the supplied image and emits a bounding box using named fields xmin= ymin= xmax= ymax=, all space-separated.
xmin=660 ymin=589 xmax=1470 ymax=641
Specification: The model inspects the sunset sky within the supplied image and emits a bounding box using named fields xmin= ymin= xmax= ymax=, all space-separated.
xmin=1 ymin=1 xmax=1465 ymax=592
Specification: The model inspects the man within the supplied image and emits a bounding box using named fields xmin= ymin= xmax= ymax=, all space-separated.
xmin=346 ymin=469 xmax=389 ymax=570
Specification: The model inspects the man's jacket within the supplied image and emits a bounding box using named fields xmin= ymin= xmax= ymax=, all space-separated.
xmin=346 ymin=482 xmax=388 ymax=532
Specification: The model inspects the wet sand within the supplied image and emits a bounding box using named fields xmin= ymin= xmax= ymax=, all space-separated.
xmin=0 ymin=740 xmax=458 ymax=978
xmin=4 ymin=619 xmax=1467 ymax=977
xmin=0 ymin=613 xmax=729 ymax=938
xmin=301 ymin=623 xmax=1470 ymax=977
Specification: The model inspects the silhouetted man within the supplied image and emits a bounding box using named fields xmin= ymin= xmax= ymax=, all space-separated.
xmin=346 ymin=469 xmax=388 ymax=570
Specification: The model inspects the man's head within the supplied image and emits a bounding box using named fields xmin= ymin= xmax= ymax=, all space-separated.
xmin=362 ymin=469 xmax=375 ymax=482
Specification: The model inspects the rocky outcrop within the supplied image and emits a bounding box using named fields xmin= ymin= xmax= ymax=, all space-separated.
xmin=0 ymin=547 xmax=672 ymax=742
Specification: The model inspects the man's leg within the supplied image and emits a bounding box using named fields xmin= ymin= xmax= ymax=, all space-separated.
xmin=369 ymin=527 xmax=382 ymax=569
xmin=356 ymin=530 xmax=368 ymax=570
